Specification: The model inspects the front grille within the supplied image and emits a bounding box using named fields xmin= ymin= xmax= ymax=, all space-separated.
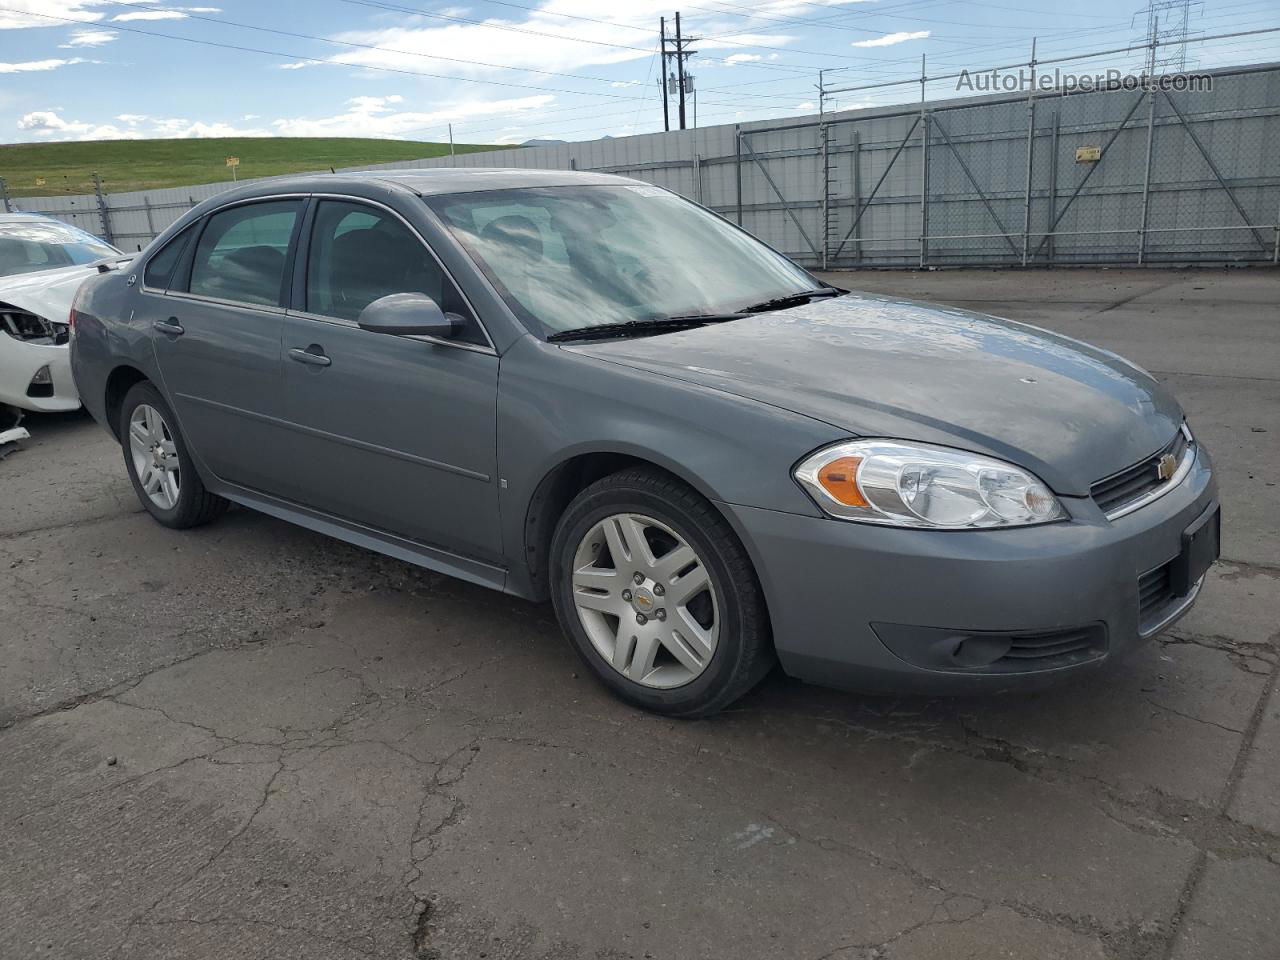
xmin=990 ymin=626 xmax=1106 ymax=670
xmin=1138 ymin=561 xmax=1177 ymax=627
xmin=1091 ymin=428 xmax=1189 ymax=516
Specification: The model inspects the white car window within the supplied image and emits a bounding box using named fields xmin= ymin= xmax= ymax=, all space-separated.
xmin=0 ymin=220 xmax=119 ymax=278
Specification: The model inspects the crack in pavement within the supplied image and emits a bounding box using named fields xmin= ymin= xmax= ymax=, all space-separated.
xmin=1157 ymin=651 xmax=1280 ymax=960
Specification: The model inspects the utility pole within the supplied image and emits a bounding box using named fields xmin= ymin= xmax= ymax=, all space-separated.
xmin=659 ymin=12 xmax=698 ymax=130
xmin=675 ymin=12 xmax=687 ymax=130
xmin=659 ymin=17 xmax=670 ymax=132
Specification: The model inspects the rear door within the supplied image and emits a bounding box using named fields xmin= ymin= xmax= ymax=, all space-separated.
xmin=279 ymin=197 xmax=502 ymax=563
xmin=146 ymin=198 xmax=303 ymax=497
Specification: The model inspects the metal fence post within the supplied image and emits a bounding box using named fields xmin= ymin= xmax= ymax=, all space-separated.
xmin=1047 ymin=110 xmax=1059 ymax=263
xmin=851 ymin=130 xmax=861 ymax=265
xmin=694 ymin=154 xmax=704 ymax=205
xmin=820 ymin=118 xmax=830 ymax=271
xmin=142 ymin=196 xmax=157 ymax=242
xmin=734 ymin=125 xmax=743 ymax=225
xmin=1020 ymin=39 xmax=1037 ymax=266
xmin=92 ymin=172 xmax=114 ymax=245
xmin=0 ymin=177 xmax=10 ymax=213
xmin=1137 ymin=81 xmax=1157 ymax=265
xmin=919 ymin=55 xmax=929 ymax=269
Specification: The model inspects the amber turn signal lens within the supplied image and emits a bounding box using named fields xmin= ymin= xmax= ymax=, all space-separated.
xmin=817 ymin=456 xmax=868 ymax=507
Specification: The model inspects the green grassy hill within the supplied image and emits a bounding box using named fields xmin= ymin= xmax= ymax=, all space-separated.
xmin=0 ymin=137 xmax=514 ymax=198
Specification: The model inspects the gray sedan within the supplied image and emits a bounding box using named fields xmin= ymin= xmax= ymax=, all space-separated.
xmin=69 ymin=169 xmax=1219 ymax=716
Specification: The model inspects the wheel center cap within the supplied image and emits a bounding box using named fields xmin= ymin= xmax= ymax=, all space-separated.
xmin=631 ymin=587 xmax=656 ymax=614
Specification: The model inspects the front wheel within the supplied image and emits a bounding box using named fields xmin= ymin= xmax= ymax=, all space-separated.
xmin=550 ymin=467 xmax=774 ymax=717
xmin=119 ymin=381 xmax=228 ymax=529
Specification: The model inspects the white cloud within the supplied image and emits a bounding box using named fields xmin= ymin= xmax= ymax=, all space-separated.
xmin=0 ymin=57 xmax=91 ymax=73
xmin=17 ymin=109 xmax=141 ymax=140
xmin=111 ymin=10 xmax=189 ymax=21
xmin=15 ymin=92 xmax=559 ymax=144
xmin=323 ymin=3 xmax=793 ymax=77
xmin=276 ymin=62 xmax=314 ymax=70
xmin=0 ymin=2 xmax=106 ymax=30
xmin=59 ymin=28 xmax=116 ymax=47
xmin=17 ymin=108 xmax=270 ymax=141
xmin=724 ymin=54 xmax=763 ymax=66
xmin=271 ymin=93 xmax=554 ymax=138
xmin=794 ymin=101 xmax=815 ymax=110
xmin=851 ymin=30 xmax=931 ymax=48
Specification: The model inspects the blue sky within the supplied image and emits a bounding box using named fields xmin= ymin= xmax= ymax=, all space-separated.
xmin=1 ymin=0 xmax=1277 ymax=146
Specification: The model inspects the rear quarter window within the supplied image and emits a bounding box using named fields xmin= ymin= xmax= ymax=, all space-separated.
xmin=143 ymin=225 xmax=195 ymax=290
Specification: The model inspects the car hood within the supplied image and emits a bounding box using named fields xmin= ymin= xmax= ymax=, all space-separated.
xmin=0 ymin=263 xmax=108 ymax=325
xmin=566 ymin=292 xmax=1184 ymax=497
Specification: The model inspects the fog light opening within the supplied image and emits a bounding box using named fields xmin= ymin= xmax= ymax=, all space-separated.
xmin=26 ymin=365 xmax=55 ymax=398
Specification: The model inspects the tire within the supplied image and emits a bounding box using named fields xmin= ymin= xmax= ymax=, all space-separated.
xmin=550 ymin=466 xmax=774 ymax=717
xmin=119 ymin=381 xmax=228 ymax=529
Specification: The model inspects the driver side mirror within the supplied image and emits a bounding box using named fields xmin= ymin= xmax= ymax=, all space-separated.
xmin=357 ymin=292 xmax=462 ymax=339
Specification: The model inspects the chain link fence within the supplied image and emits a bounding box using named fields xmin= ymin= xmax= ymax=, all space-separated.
xmin=4 ymin=59 xmax=1278 ymax=268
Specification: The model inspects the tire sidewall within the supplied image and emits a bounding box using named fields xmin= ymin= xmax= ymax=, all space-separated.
xmin=119 ymin=382 xmax=199 ymax=527
xmin=551 ymin=483 xmax=756 ymax=714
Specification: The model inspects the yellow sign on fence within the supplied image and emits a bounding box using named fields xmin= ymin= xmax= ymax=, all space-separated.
xmin=1075 ymin=145 xmax=1101 ymax=163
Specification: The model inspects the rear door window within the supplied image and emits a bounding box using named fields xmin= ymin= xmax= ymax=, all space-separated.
xmin=187 ymin=200 xmax=302 ymax=307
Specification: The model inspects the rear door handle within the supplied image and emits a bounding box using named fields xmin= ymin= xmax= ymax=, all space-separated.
xmin=153 ymin=318 xmax=184 ymax=336
xmin=289 ymin=347 xmax=332 ymax=367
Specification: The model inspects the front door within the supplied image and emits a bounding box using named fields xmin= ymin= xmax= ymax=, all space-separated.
xmin=147 ymin=198 xmax=303 ymax=498
xmin=280 ymin=198 xmax=501 ymax=563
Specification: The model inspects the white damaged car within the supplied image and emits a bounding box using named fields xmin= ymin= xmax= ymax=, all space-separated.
xmin=1 ymin=213 xmax=129 ymax=412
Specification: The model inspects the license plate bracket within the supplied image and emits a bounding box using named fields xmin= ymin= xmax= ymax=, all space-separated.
xmin=1172 ymin=502 xmax=1220 ymax=597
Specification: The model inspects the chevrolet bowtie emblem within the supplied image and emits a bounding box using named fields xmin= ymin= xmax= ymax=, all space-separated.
xmin=1157 ymin=453 xmax=1178 ymax=482
xmin=635 ymin=594 xmax=653 ymax=609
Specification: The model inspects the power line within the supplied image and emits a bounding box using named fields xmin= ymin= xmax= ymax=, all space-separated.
xmin=335 ymin=0 xmax=823 ymax=73
xmin=98 ymin=0 xmax=652 ymax=89
xmin=0 ymin=3 xmax=800 ymax=114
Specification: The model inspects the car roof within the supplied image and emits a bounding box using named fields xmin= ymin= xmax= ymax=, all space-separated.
xmin=258 ymin=167 xmax=647 ymax=198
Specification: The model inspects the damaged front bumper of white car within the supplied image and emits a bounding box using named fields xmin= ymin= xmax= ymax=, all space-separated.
xmin=0 ymin=302 xmax=79 ymax=413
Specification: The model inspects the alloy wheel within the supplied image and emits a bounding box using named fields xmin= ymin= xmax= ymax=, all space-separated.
xmin=570 ymin=512 xmax=720 ymax=689
xmin=128 ymin=403 xmax=181 ymax=510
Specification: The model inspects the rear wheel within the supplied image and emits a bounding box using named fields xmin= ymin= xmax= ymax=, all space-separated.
xmin=550 ymin=467 xmax=773 ymax=717
xmin=119 ymin=381 xmax=227 ymax=529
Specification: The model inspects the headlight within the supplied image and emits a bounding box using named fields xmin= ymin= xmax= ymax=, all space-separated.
xmin=794 ymin=440 xmax=1067 ymax=528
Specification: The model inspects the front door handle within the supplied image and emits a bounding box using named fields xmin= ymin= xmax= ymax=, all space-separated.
xmin=289 ymin=346 xmax=332 ymax=367
xmin=153 ymin=318 xmax=184 ymax=336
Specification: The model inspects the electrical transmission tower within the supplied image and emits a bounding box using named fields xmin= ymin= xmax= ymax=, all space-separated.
xmin=1139 ymin=0 xmax=1201 ymax=74
xmin=659 ymin=13 xmax=698 ymax=131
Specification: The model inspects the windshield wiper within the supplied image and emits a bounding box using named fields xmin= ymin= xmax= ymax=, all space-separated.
xmin=740 ymin=286 xmax=844 ymax=314
xmin=547 ymin=313 xmax=745 ymax=343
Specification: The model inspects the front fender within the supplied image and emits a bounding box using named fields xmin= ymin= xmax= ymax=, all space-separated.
xmin=496 ymin=336 xmax=843 ymax=594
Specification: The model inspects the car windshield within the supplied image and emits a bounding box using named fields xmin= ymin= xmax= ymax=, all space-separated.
xmin=426 ymin=184 xmax=823 ymax=337
xmin=0 ymin=220 xmax=121 ymax=278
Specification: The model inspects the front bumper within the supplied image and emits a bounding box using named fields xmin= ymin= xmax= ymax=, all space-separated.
xmin=722 ymin=444 xmax=1218 ymax=694
xmin=0 ymin=338 xmax=80 ymax=412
